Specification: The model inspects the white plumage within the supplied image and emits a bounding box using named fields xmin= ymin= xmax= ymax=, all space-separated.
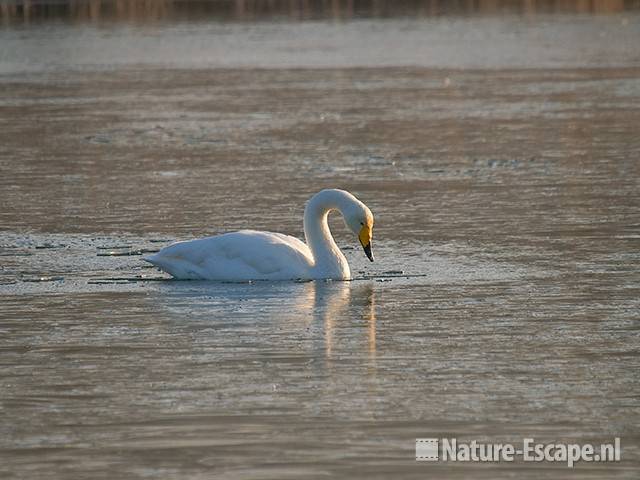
xmin=144 ymin=189 xmax=374 ymax=281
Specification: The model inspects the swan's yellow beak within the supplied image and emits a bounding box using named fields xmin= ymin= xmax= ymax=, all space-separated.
xmin=359 ymin=224 xmax=374 ymax=262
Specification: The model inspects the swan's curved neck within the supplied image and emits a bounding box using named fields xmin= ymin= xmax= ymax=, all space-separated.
xmin=303 ymin=189 xmax=352 ymax=280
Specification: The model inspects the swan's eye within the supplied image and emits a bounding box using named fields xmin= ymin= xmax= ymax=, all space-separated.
xmin=360 ymin=222 xmax=364 ymax=226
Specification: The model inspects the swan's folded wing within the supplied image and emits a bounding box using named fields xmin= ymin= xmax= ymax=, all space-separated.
xmin=145 ymin=230 xmax=314 ymax=281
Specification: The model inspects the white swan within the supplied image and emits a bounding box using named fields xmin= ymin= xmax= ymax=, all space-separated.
xmin=144 ymin=189 xmax=374 ymax=281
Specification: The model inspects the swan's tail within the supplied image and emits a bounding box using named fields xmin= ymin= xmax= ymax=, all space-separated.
xmin=144 ymin=254 xmax=170 ymax=273
xmin=143 ymin=254 xmax=161 ymax=267
xmin=143 ymin=253 xmax=203 ymax=280
xmin=143 ymin=253 xmax=174 ymax=274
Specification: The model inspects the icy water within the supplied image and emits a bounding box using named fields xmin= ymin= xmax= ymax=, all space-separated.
xmin=1 ymin=5 xmax=640 ymax=479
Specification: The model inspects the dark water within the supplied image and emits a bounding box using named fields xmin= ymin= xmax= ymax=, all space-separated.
xmin=1 ymin=3 xmax=640 ymax=479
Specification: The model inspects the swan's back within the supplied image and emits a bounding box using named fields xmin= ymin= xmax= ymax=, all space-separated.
xmin=145 ymin=230 xmax=314 ymax=281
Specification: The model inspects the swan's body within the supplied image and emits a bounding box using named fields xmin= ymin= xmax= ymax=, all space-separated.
xmin=144 ymin=189 xmax=374 ymax=281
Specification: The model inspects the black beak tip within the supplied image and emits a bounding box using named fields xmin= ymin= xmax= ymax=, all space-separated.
xmin=363 ymin=244 xmax=374 ymax=262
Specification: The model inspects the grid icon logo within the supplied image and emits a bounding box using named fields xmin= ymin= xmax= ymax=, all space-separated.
xmin=416 ymin=438 xmax=439 ymax=461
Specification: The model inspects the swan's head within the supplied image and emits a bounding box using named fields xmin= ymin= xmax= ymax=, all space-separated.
xmin=344 ymin=203 xmax=374 ymax=262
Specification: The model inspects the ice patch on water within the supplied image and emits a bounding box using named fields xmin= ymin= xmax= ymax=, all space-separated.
xmin=0 ymin=233 xmax=541 ymax=296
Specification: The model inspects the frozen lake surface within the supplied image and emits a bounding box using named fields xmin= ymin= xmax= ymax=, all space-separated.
xmin=1 ymin=6 xmax=639 ymax=479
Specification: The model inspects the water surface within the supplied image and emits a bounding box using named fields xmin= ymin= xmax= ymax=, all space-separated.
xmin=1 ymin=4 xmax=639 ymax=479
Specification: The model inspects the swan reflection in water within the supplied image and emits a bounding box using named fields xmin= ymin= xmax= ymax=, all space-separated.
xmin=151 ymin=279 xmax=377 ymax=362
xmin=307 ymin=281 xmax=377 ymax=361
